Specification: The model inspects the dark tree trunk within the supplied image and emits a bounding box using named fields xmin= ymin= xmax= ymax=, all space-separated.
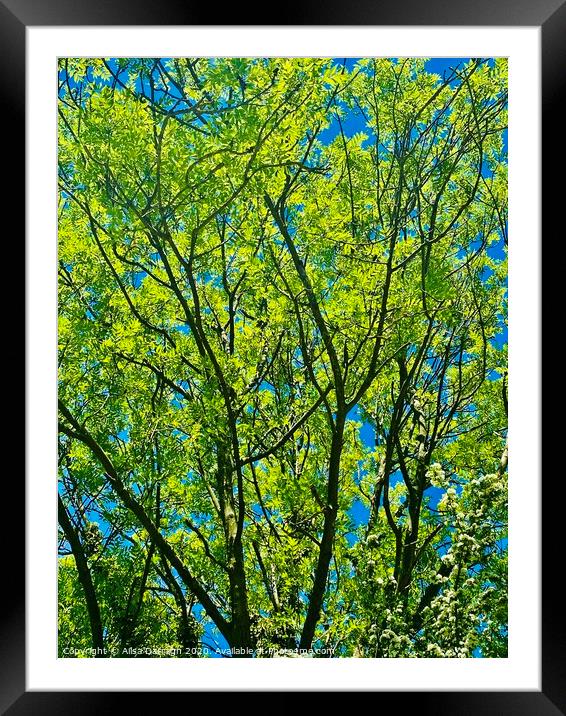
xmin=300 ymin=411 xmax=346 ymax=650
xmin=58 ymin=496 xmax=105 ymax=654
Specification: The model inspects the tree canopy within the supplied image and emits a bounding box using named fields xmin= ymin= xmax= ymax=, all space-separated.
xmin=58 ymin=57 xmax=508 ymax=658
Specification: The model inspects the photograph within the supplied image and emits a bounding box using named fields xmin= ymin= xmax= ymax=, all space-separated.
xmin=57 ymin=56 xmax=509 ymax=660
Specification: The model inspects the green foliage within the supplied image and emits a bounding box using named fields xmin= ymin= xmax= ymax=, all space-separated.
xmin=58 ymin=57 xmax=508 ymax=658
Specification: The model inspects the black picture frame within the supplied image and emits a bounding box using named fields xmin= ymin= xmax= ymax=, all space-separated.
xmin=4 ymin=0 xmax=557 ymax=711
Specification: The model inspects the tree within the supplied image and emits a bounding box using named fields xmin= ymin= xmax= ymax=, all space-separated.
xmin=57 ymin=57 xmax=508 ymax=658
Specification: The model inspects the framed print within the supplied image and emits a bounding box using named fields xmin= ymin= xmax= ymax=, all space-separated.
xmin=3 ymin=0 xmax=558 ymax=710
